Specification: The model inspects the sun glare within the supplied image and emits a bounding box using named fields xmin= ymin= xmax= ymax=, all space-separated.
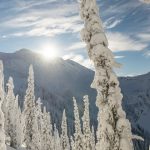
xmin=39 ymin=44 xmax=59 ymax=60
xmin=42 ymin=49 xmax=58 ymax=60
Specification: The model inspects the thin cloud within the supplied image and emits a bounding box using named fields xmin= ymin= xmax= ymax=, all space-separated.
xmin=67 ymin=32 xmax=148 ymax=53
xmin=139 ymin=0 xmax=150 ymax=4
xmin=6 ymin=15 xmax=82 ymax=37
xmin=144 ymin=51 xmax=150 ymax=58
xmin=15 ymin=0 xmax=58 ymax=11
xmin=63 ymin=53 xmax=94 ymax=69
xmin=67 ymin=42 xmax=86 ymax=51
xmin=104 ymin=17 xmax=122 ymax=29
xmin=115 ymin=55 xmax=125 ymax=59
xmin=1 ymin=1 xmax=81 ymax=37
xmin=107 ymin=32 xmax=148 ymax=52
xmin=137 ymin=33 xmax=150 ymax=42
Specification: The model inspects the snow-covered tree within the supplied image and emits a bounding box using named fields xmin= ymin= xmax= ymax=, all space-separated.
xmin=82 ymin=95 xmax=93 ymax=150
xmin=91 ymin=126 xmax=96 ymax=150
xmin=15 ymin=95 xmax=24 ymax=148
xmin=23 ymin=65 xmax=40 ymax=150
xmin=61 ymin=110 xmax=70 ymax=150
xmin=29 ymin=110 xmax=41 ymax=150
xmin=35 ymin=98 xmax=43 ymax=135
xmin=73 ymin=97 xmax=83 ymax=150
xmin=79 ymin=0 xmax=133 ymax=150
xmin=0 ymin=60 xmax=6 ymax=150
xmin=53 ymin=124 xmax=62 ymax=150
xmin=70 ymin=136 xmax=75 ymax=150
xmin=21 ymin=108 xmax=26 ymax=147
xmin=40 ymin=106 xmax=53 ymax=150
xmin=5 ymin=77 xmax=17 ymax=148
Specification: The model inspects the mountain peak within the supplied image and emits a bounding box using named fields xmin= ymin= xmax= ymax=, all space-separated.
xmin=15 ymin=49 xmax=33 ymax=54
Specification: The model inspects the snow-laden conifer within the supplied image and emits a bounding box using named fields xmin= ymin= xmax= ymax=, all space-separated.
xmin=23 ymin=65 xmax=40 ymax=150
xmin=61 ymin=110 xmax=70 ymax=150
xmin=91 ymin=126 xmax=96 ymax=150
xmin=53 ymin=124 xmax=62 ymax=150
xmin=15 ymin=95 xmax=24 ymax=148
xmin=10 ymin=94 xmax=20 ymax=149
xmin=70 ymin=136 xmax=75 ymax=150
xmin=73 ymin=97 xmax=83 ymax=150
xmin=79 ymin=0 xmax=133 ymax=149
xmin=36 ymin=98 xmax=43 ymax=133
xmin=0 ymin=60 xmax=6 ymax=150
xmin=5 ymin=77 xmax=18 ymax=148
xmin=82 ymin=95 xmax=93 ymax=150
xmin=41 ymin=106 xmax=53 ymax=150
xmin=31 ymin=111 xmax=41 ymax=150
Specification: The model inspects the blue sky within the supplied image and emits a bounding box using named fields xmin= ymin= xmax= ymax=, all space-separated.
xmin=0 ymin=0 xmax=150 ymax=76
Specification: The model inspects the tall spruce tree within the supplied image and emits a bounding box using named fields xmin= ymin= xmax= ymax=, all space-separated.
xmin=15 ymin=95 xmax=23 ymax=148
xmin=73 ymin=97 xmax=83 ymax=150
xmin=61 ymin=110 xmax=70 ymax=150
xmin=23 ymin=65 xmax=40 ymax=150
xmin=70 ymin=136 xmax=75 ymax=150
xmin=91 ymin=126 xmax=96 ymax=150
xmin=41 ymin=107 xmax=53 ymax=150
xmin=0 ymin=61 xmax=6 ymax=150
xmin=5 ymin=77 xmax=17 ymax=148
xmin=36 ymin=98 xmax=43 ymax=133
xmin=82 ymin=95 xmax=92 ymax=150
xmin=79 ymin=0 xmax=133 ymax=150
xmin=53 ymin=124 xmax=62 ymax=150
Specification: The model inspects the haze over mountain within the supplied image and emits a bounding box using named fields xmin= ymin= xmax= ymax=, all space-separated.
xmin=0 ymin=49 xmax=97 ymax=132
xmin=0 ymin=49 xmax=150 ymax=148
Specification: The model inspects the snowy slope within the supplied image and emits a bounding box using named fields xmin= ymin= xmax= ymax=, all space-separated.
xmin=0 ymin=49 xmax=150 ymax=146
xmin=120 ymin=74 xmax=150 ymax=147
xmin=0 ymin=49 xmax=96 ymax=132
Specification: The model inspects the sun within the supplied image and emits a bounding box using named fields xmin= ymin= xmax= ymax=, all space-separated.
xmin=39 ymin=43 xmax=59 ymax=60
xmin=42 ymin=49 xmax=58 ymax=60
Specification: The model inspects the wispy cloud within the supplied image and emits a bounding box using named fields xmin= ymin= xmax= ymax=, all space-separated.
xmin=8 ymin=15 xmax=82 ymax=37
xmin=115 ymin=55 xmax=125 ymax=59
xmin=107 ymin=32 xmax=148 ymax=52
xmin=15 ymin=0 xmax=58 ymax=11
xmin=67 ymin=42 xmax=86 ymax=51
xmin=66 ymin=31 xmax=148 ymax=53
xmin=104 ymin=17 xmax=122 ymax=29
xmin=139 ymin=0 xmax=150 ymax=4
xmin=63 ymin=53 xmax=93 ymax=69
xmin=1 ymin=1 xmax=82 ymax=37
xmin=144 ymin=51 xmax=150 ymax=57
xmin=137 ymin=33 xmax=150 ymax=42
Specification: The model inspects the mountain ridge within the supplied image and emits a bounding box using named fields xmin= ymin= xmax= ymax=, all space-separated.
xmin=0 ymin=49 xmax=150 ymax=148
